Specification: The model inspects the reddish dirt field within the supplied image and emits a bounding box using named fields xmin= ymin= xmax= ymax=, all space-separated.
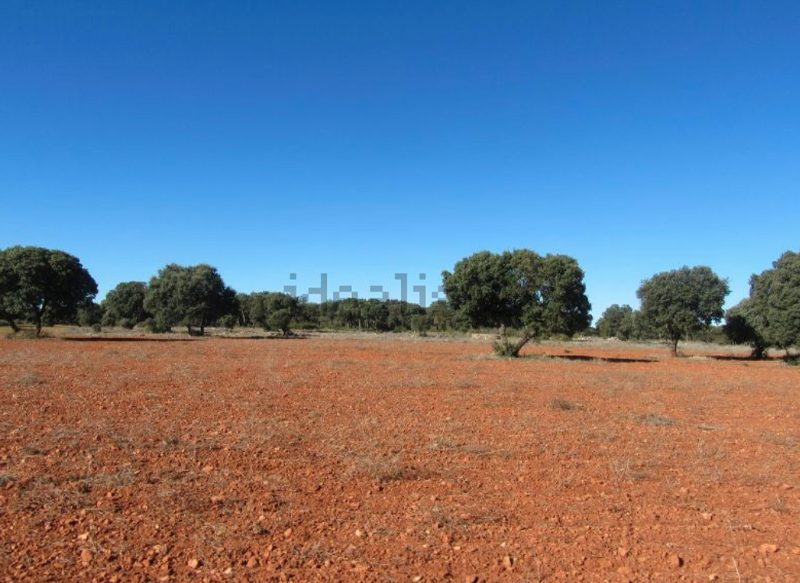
xmin=1 ymin=335 xmax=799 ymax=582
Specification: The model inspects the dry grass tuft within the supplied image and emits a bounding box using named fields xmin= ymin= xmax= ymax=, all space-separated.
xmin=635 ymin=413 xmax=675 ymax=427
xmin=549 ymin=398 xmax=583 ymax=411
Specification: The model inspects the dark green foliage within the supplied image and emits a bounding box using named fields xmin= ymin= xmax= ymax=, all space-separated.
xmin=268 ymin=309 xmax=294 ymax=335
xmin=688 ymin=324 xmax=727 ymax=344
xmin=143 ymin=264 xmax=237 ymax=335
xmin=749 ymin=251 xmax=800 ymax=350
xmin=443 ymin=250 xmax=591 ymax=356
xmin=637 ymin=266 xmax=729 ymax=356
xmin=232 ymin=295 xmax=426 ymax=333
xmin=0 ymin=260 xmax=20 ymax=331
xmin=293 ymin=300 xmax=321 ymax=329
xmin=102 ymin=281 xmax=149 ymax=328
xmin=235 ymin=292 xmax=254 ymax=326
xmin=492 ymin=334 xmax=520 ymax=357
xmin=596 ymin=304 xmax=636 ymax=340
xmin=724 ymin=299 xmax=767 ymax=358
xmin=77 ymin=302 xmax=104 ymax=330
xmin=316 ymin=298 xmax=425 ymax=331
xmin=427 ymin=300 xmax=455 ymax=331
xmin=216 ymin=314 xmax=237 ymax=330
xmin=725 ymin=251 xmax=800 ymax=354
xmin=410 ymin=313 xmax=431 ymax=336
xmin=143 ymin=314 xmax=171 ymax=333
xmin=248 ymin=292 xmax=299 ymax=335
xmin=0 ymin=246 xmax=98 ymax=335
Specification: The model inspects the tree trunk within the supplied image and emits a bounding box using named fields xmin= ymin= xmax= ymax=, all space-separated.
xmin=670 ymin=337 xmax=679 ymax=357
xmin=750 ymin=344 xmax=765 ymax=360
xmin=510 ymin=331 xmax=534 ymax=357
xmin=4 ymin=317 xmax=19 ymax=333
xmin=35 ymin=301 xmax=46 ymax=337
xmin=494 ymin=326 xmax=535 ymax=357
xmin=187 ymin=323 xmax=193 ymax=335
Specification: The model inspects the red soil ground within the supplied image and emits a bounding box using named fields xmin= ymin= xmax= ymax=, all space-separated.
xmin=1 ymin=335 xmax=798 ymax=582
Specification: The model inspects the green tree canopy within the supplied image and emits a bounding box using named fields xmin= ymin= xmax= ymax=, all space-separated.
xmin=724 ymin=298 xmax=767 ymax=358
xmin=443 ymin=250 xmax=591 ymax=356
xmin=427 ymin=300 xmax=456 ymax=331
xmin=728 ymin=251 xmax=800 ymax=354
xmin=637 ymin=266 xmax=729 ymax=356
xmin=248 ymin=292 xmax=300 ymax=335
xmin=596 ymin=304 xmax=636 ymax=340
xmin=143 ymin=264 xmax=236 ymax=335
xmin=101 ymin=281 xmax=149 ymax=328
xmin=0 ymin=246 xmax=98 ymax=335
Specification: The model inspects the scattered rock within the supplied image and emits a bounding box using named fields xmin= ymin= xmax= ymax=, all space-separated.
xmin=202 ymin=465 xmax=213 ymax=474
xmin=759 ymin=543 xmax=779 ymax=555
xmin=618 ymin=547 xmax=629 ymax=557
xmin=187 ymin=558 xmax=200 ymax=569
xmin=283 ymin=528 xmax=293 ymax=538
xmin=668 ymin=554 xmax=683 ymax=568
xmin=223 ymin=567 xmax=233 ymax=576
xmin=701 ymin=512 xmax=713 ymax=521
xmin=355 ymin=529 xmax=364 ymax=538
xmin=502 ymin=555 xmax=513 ymax=570
xmin=617 ymin=565 xmax=633 ymax=578
xmin=80 ymin=549 xmax=93 ymax=565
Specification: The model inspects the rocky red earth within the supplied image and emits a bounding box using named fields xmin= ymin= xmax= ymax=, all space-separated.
xmin=1 ymin=335 xmax=798 ymax=581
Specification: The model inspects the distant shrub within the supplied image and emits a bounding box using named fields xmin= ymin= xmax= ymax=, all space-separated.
xmin=7 ymin=329 xmax=51 ymax=340
xmin=492 ymin=334 xmax=518 ymax=357
xmin=549 ymin=398 xmax=583 ymax=411
xmin=77 ymin=302 xmax=104 ymax=328
xmin=268 ymin=309 xmax=293 ymax=335
xmin=217 ymin=314 xmax=237 ymax=330
xmin=410 ymin=314 xmax=430 ymax=336
xmin=144 ymin=316 xmax=171 ymax=333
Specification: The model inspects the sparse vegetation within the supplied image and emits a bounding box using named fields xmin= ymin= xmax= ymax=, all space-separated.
xmin=635 ymin=413 xmax=675 ymax=426
xmin=549 ymin=398 xmax=583 ymax=411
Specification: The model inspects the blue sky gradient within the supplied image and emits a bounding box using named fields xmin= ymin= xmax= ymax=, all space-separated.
xmin=1 ymin=1 xmax=798 ymax=317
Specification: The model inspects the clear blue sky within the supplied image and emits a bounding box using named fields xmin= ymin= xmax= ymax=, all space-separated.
xmin=2 ymin=1 xmax=798 ymax=317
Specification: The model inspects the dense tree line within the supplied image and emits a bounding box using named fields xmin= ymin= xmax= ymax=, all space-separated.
xmin=723 ymin=251 xmax=800 ymax=358
xmin=1 ymin=245 xmax=798 ymax=358
xmin=0 ymin=246 xmax=460 ymax=336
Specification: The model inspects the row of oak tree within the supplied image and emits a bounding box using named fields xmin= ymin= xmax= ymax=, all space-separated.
xmin=0 ymin=245 xmax=797 ymax=357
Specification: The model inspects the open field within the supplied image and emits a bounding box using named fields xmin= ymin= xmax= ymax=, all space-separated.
xmin=1 ymin=336 xmax=798 ymax=582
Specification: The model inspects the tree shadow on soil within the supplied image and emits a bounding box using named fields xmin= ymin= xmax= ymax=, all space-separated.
xmin=218 ymin=334 xmax=309 ymax=341
xmin=61 ymin=334 xmax=309 ymax=342
xmin=538 ymin=354 xmax=656 ymax=364
xmin=707 ymin=354 xmax=781 ymax=362
xmin=61 ymin=337 xmax=197 ymax=342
